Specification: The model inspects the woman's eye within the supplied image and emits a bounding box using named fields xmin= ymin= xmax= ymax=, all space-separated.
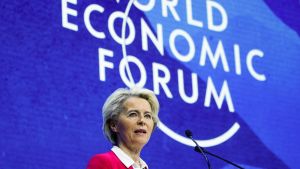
xmin=145 ymin=114 xmax=152 ymax=119
xmin=128 ymin=112 xmax=137 ymax=117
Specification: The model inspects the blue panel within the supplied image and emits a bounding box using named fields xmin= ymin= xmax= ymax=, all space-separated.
xmin=1 ymin=0 xmax=299 ymax=169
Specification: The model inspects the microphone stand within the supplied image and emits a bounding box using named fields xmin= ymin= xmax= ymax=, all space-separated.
xmin=186 ymin=130 xmax=211 ymax=169
xmin=185 ymin=129 xmax=244 ymax=169
xmin=194 ymin=146 xmax=244 ymax=169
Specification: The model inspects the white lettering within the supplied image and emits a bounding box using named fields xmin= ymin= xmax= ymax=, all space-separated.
xmin=247 ymin=49 xmax=266 ymax=81
xmin=119 ymin=55 xmax=147 ymax=88
xmin=204 ymin=77 xmax=234 ymax=112
xmin=84 ymin=4 xmax=105 ymax=39
xmin=141 ymin=18 xmax=164 ymax=55
xmin=108 ymin=11 xmax=136 ymax=45
xmin=169 ymin=29 xmax=195 ymax=62
xmin=234 ymin=44 xmax=242 ymax=75
xmin=200 ymin=37 xmax=229 ymax=72
xmin=161 ymin=0 xmax=180 ymax=21
xmin=186 ymin=0 xmax=203 ymax=28
xmin=178 ymin=69 xmax=199 ymax=104
xmin=61 ymin=0 xmax=78 ymax=31
xmin=207 ymin=0 xmax=228 ymax=32
xmin=152 ymin=62 xmax=173 ymax=98
xmin=98 ymin=48 xmax=114 ymax=81
xmin=134 ymin=0 xmax=155 ymax=12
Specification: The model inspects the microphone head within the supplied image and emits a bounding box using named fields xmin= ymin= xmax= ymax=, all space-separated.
xmin=185 ymin=129 xmax=193 ymax=138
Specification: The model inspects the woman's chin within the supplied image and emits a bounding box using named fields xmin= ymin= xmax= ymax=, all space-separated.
xmin=132 ymin=137 xmax=149 ymax=146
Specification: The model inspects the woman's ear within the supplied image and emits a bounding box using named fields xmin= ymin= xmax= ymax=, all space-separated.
xmin=110 ymin=120 xmax=118 ymax=132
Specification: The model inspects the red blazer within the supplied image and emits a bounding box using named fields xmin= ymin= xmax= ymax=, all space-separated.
xmin=87 ymin=151 xmax=134 ymax=169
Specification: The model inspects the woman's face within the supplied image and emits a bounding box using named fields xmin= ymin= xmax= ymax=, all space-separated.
xmin=112 ymin=97 xmax=154 ymax=148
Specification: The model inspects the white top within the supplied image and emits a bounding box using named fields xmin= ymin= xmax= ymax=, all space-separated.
xmin=111 ymin=146 xmax=148 ymax=169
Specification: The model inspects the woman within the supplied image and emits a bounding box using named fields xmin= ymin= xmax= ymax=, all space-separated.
xmin=87 ymin=87 xmax=160 ymax=169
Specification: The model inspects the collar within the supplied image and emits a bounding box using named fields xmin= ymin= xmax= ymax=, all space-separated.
xmin=111 ymin=146 xmax=148 ymax=169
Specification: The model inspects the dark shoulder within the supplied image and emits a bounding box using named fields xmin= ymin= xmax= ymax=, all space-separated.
xmin=87 ymin=151 xmax=115 ymax=169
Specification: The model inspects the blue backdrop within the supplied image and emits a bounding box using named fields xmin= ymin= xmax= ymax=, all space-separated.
xmin=1 ymin=0 xmax=300 ymax=168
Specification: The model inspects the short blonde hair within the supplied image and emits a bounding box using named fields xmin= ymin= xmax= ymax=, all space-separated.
xmin=102 ymin=87 xmax=160 ymax=145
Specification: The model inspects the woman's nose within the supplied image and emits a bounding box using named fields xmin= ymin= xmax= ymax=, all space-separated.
xmin=137 ymin=116 xmax=145 ymax=125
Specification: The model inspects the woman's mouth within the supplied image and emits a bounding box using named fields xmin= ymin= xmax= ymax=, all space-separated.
xmin=134 ymin=129 xmax=147 ymax=134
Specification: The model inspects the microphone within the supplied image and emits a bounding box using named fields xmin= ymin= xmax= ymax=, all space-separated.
xmin=185 ymin=129 xmax=244 ymax=169
xmin=185 ymin=130 xmax=211 ymax=169
xmin=185 ymin=129 xmax=193 ymax=138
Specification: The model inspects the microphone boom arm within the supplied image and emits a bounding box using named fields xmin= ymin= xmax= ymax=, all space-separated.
xmin=185 ymin=129 xmax=244 ymax=169
xmin=191 ymin=137 xmax=212 ymax=169
xmin=194 ymin=146 xmax=244 ymax=169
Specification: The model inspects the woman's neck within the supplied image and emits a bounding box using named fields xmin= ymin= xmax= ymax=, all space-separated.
xmin=118 ymin=143 xmax=142 ymax=163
